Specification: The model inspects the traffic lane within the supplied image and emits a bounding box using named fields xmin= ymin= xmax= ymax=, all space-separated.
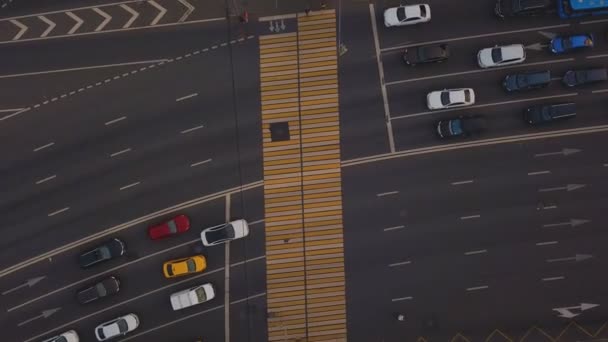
xmin=229 ymin=255 xmax=266 ymax=304
xmin=229 ymin=187 xmax=266 ymax=262
xmin=229 ymin=294 xmax=268 ymax=342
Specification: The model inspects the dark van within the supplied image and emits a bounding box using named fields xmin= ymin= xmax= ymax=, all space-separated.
xmin=562 ymin=68 xmax=607 ymax=87
xmin=524 ymin=102 xmax=576 ymax=126
xmin=503 ymin=70 xmax=551 ymax=92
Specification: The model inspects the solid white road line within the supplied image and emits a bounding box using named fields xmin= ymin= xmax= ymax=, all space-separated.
xmin=466 ymin=285 xmax=488 ymax=292
xmin=0 ymin=107 xmax=26 ymax=112
xmin=380 ymin=24 xmax=571 ymax=52
xmin=391 ymin=296 xmax=413 ymax=302
xmin=528 ymin=170 xmax=551 ymax=176
xmin=176 ymin=93 xmax=198 ymax=102
xmin=0 ymin=60 xmax=169 ymax=79
xmin=119 ymin=181 xmax=140 ymax=191
xmin=542 ymin=276 xmax=565 ymax=282
xmin=587 ymin=53 xmax=608 ymax=59
xmin=452 ymin=179 xmax=474 ymax=185
xmin=110 ymin=148 xmax=131 ymax=157
xmin=460 ymin=214 xmax=480 ymax=220
xmin=383 ymin=225 xmax=405 ymax=232
xmin=536 ymin=241 xmax=558 ymax=246
xmin=35 ymin=175 xmax=56 ymax=185
xmin=388 ymin=260 xmax=411 ymax=267
xmin=180 ymin=124 xmax=204 ymax=134
xmin=604 ymin=163 xmax=608 ymax=167
xmin=224 ymin=194 xmax=231 ymax=342
xmin=376 ymin=190 xmax=399 ymax=197
xmin=391 ymin=93 xmax=578 ymax=120
xmin=592 ymin=88 xmax=608 ymax=94
xmin=33 ymin=142 xmax=54 ymax=152
xmin=190 ymin=159 xmax=212 ymax=167
xmin=369 ymin=3 xmax=395 ymax=153
xmin=0 ymin=107 xmax=30 ymax=120
xmin=105 ymin=116 xmax=126 ymax=126
xmin=249 ymin=219 xmax=265 ymax=226
xmin=464 ymin=249 xmax=487 ymax=256
xmin=581 ymin=18 xmax=608 ymax=24
xmin=47 ymin=207 xmax=69 ymax=217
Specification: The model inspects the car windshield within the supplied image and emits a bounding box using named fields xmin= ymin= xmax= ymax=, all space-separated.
xmin=541 ymin=107 xmax=553 ymax=121
xmin=168 ymin=220 xmax=178 ymax=234
xmin=96 ymin=283 xmax=107 ymax=296
xmin=464 ymin=90 xmax=471 ymax=102
xmin=563 ymin=37 xmax=572 ymax=50
xmin=491 ymin=48 xmax=503 ymax=63
xmin=449 ymin=120 xmax=463 ymax=135
xmin=55 ymin=337 xmax=67 ymax=342
xmin=396 ymin=7 xmax=406 ymax=21
xmin=195 ymin=287 xmax=207 ymax=302
xmin=440 ymin=92 xmax=451 ymax=105
xmin=117 ymin=319 xmax=128 ymax=333
xmin=419 ymin=5 xmax=427 ymax=17
xmin=186 ymin=259 xmax=197 ymax=272
xmin=97 ymin=328 xmax=106 ymax=339
xmin=517 ymin=75 xmax=529 ymax=87
xmin=166 ymin=264 xmax=174 ymax=276
xmin=98 ymin=246 xmax=111 ymax=259
xmin=576 ymin=71 xmax=588 ymax=83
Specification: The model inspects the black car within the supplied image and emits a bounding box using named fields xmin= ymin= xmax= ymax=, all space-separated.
xmin=562 ymin=68 xmax=607 ymax=87
xmin=495 ymin=0 xmax=553 ymax=17
xmin=524 ymin=103 xmax=576 ymax=125
xmin=403 ymin=44 xmax=449 ymax=65
xmin=503 ymin=70 xmax=551 ymax=92
xmin=79 ymin=238 xmax=125 ymax=268
xmin=77 ymin=276 xmax=120 ymax=304
xmin=436 ymin=115 xmax=486 ymax=138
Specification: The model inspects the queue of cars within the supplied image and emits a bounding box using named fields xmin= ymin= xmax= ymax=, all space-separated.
xmin=383 ymin=3 xmax=606 ymax=139
xmin=42 ymin=217 xmax=250 ymax=341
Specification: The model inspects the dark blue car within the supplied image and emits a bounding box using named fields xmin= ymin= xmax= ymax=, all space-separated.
xmin=550 ymin=33 xmax=594 ymax=54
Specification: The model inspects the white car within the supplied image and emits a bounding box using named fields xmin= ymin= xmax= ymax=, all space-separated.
xmin=384 ymin=4 xmax=431 ymax=27
xmin=170 ymin=283 xmax=216 ymax=311
xmin=201 ymin=219 xmax=249 ymax=246
xmin=427 ymin=88 xmax=475 ymax=110
xmin=95 ymin=314 xmax=139 ymax=341
xmin=42 ymin=330 xmax=79 ymax=342
xmin=477 ymin=44 xmax=525 ymax=68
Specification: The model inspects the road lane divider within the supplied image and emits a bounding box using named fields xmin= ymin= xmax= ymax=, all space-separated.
xmin=104 ymin=115 xmax=127 ymax=126
xmin=259 ymin=9 xmax=347 ymax=341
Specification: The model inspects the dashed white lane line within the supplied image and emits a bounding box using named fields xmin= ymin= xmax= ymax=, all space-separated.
xmin=452 ymin=179 xmax=474 ymax=185
xmin=180 ymin=124 xmax=205 ymax=134
xmin=35 ymin=175 xmax=56 ymax=185
xmin=119 ymin=181 xmax=140 ymax=191
xmin=110 ymin=148 xmax=131 ymax=157
xmin=190 ymin=159 xmax=212 ymax=167
xmin=464 ymin=249 xmax=487 ymax=256
xmin=176 ymin=93 xmax=199 ymax=102
xmin=466 ymin=285 xmax=489 ymax=292
xmin=460 ymin=214 xmax=481 ymax=220
xmin=528 ymin=170 xmax=551 ymax=176
xmin=105 ymin=116 xmax=127 ymax=126
xmin=391 ymin=296 xmax=413 ymax=302
xmin=542 ymin=276 xmax=565 ymax=282
xmin=48 ymin=207 xmax=70 ymax=217
xmin=536 ymin=241 xmax=558 ymax=246
xmin=388 ymin=260 xmax=411 ymax=267
xmin=376 ymin=190 xmax=399 ymax=197
xmin=383 ymin=225 xmax=405 ymax=232
xmin=33 ymin=142 xmax=54 ymax=152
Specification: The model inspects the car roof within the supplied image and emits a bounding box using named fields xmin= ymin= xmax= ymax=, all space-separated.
xmin=500 ymin=45 xmax=524 ymax=59
xmin=403 ymin=4 xmax=423 ymax=18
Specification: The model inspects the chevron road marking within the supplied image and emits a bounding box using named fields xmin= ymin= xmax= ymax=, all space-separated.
xmin=178 ymin=0 xmax=194 ymax=22
xmin=65 ymin=11 xmax=83 ymax=34
xmin=120 ymin=4 xmax=139 ymax=28
xmin=38 ymin=16 xmax=56 ymax=38
xmin=9 ymin=19 xmax=27 ymax=40
xmin=148 ymin=0 xmax=167 ymax=26
xmin=92 ymin=7 xmax=112 ymax=32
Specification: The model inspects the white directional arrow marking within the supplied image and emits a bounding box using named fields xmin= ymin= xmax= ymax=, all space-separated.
xmin=38 ymin=16 xmax=56 ymax=38
xmin=120 ymin=4 xmax=139 ymax=28
xmin=553 ymin=303 xmax=599 ymax=318
xmin=534 ymin=148 xmax=581 ymax=157
xmin=149 ymin=0 xmax=167 ymax=26
xmin=543 ymin=219 xmax=590 ymax=228
xmin=178 ymin=0 xmax=194 ymax=22
xmin=66 ymin=11 xmax=83 ymax=34
xmin=547 ymin=254 xmax=592 ymax=263
xmin=10 ymin=19 xmax=27 ymax=40
xmin=93 ymin=7 xmax=112 ymax=32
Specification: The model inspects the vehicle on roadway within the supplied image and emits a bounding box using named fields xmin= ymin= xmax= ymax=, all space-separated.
xmin=148 ymin=214 xmax=190 ymax=240
xmin=557 ymin=0 xmax=608 ymax=18
xmin=201 ymin=219 xmax=250 ymax=246
xmin=79 ymin=238 xmax=125 ymax=269
xmin=562 ymin=68 xmax=607 ymax=87
xmin=77 ymin=276 xmax=120 ymax=304
xmin=384 ymin=4 xmax=431 ymax=27
xmin=524 ymin=102 xmax=576 ymax=125
xmin=477 ymin=44 xmax=526 ymax=68
xmin=503 ymin=70 xmax=551 ymax=92
xmin=403 ymin=43 xmax=449 ymax=65
xmin=170 ymin=283 xmax=216 ymax=311
xmin=42 ymin=330 xmax=79 ymax=342
xmin=95 ymin=313 xmax=139 ymax=341
xmin=163 ymin=255 xmax=207 ymax=278
xmin=436 ymin=115 xmax=486 ymax=138
xmin=495 ymin=0 xmax=553 ymax=17
xmin=426 ymin=88 xmax=475 ymax=110
xmin=550 ymin=33 xmax=594 ymax=54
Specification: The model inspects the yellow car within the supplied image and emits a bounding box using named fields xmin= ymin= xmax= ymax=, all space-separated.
xmin=163 ymin=255 xmax=206 ymax=279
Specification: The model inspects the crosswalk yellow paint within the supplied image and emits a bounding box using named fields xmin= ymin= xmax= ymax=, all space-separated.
xmin=259 ymin=9 xmax=346 ymax=342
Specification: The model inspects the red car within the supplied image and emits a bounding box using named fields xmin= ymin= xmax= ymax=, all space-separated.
xmin=148 ymin=215 xmax=190 ymax=240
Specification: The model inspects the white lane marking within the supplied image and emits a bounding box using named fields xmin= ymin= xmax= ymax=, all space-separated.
xmin=389 ymin=260 xmax=411 ymax=267
xmin=464 ymin=249 xmax=487 ymax=256
xmin=452 ymin=179 xmax=474 ymax=185
xmin=381 ymin=24 xmax=570 ymax=52
xmin=92 ymin=7 xmax=112 ymax=31
xmin=35 ymin=175 xmax=56 ymax=185
xmin=391 ymin=296 xmax=413 ymax=302
xmin=392 ymin=93 xmax=578 ymax=120
xmin=119 ymin=181 xmax=140 ymax=191
xmin=466 ymin=285 xmax=488 ymax=292
xmin=120 ymin=4 xmax=139 ymax=29
xmin=110 ymin=148 xmax=131 ymax=157
xmin=10 ymin=19 xmax=28 ymax=40
xmin=33 ymin=142 xmax=54 ymax=152
xmin=0 ymin=107 xmax=30 ymax=120
xmin=369 ymin=3 xmax=395 ymax=153
xmin=38 ymin=16 xmax=56 ymax=38
xmin=376 ymin=190 xmax=399 ymax=197
xmin=0 ymin=107 xmax=26 ymax=112
xmin=0 ymin=60 xmax=169 ymax=80
xmin=528 ymin=170 xmax=551 ymax=176
xmin=536 ymin=241 xmax=558 ymax=246
xmin=587 ymin=53 xmax=608 ymax=59
xmin=105 ymin=116 xmax=127 ymax=126
xmin=224 ymin=194 xmax=231 ymax=342
xmin=190 ymin=159 xmax=212 ymax=167
xmin=383 ymin=225 xmax=405 ymax=232
xmin=604 ymin=163 xmax=608 ymax=167
xmin=249 ymin=219 xmax=265 ymax=226
xmin=47 ymin=207 xmax=69 ymax=217
xmin=176 ymin=93 xmax=198 ymax=102
xmin=581 ymin=18 xmax=608 ymax=24
xmin=387 ymin=58 xmax=574 ymax=86
xmin=66 ymin=11 xmax=83 ymax=34
xmin=592 ymin=88 xmax=608 ymax=94
xmin=550 ymin=76 xmax=563 ymax=81
xmin=180 ymin=124 xmax=204 ymax=134
xmin=460 ymin=214 xmax=480 ymax=220
xmin=542 ymin=276 xmax=565 ymax=282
